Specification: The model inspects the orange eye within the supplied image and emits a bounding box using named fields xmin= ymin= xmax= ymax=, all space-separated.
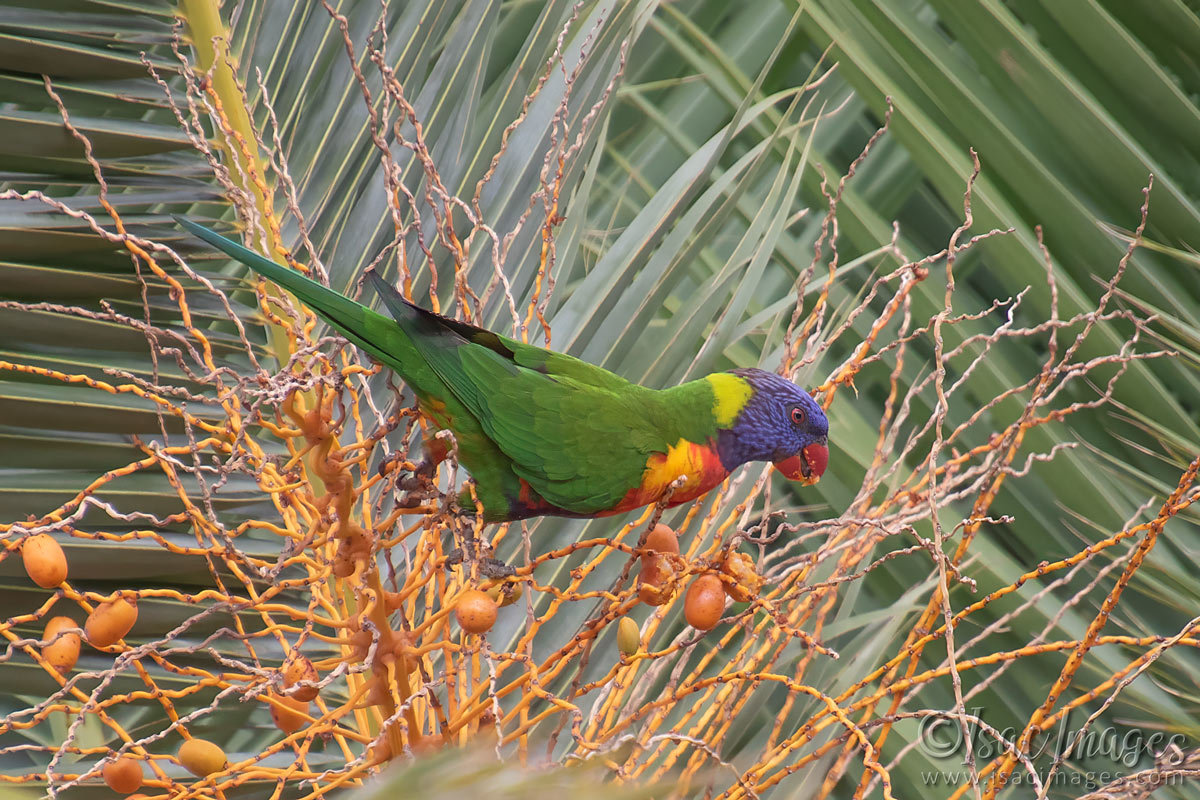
xmin=790 ymin=407 xmax=806 ymax=426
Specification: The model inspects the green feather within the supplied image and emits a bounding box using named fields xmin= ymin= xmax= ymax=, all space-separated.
xmin=365 ymin=266 xmax=679 ymax=512
xmin=177 ymin=218 xmax=724 ymax=520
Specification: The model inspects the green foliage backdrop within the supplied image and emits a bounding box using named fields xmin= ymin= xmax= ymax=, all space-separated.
xmin=0 ymin=1 xmax=1198 ymax=798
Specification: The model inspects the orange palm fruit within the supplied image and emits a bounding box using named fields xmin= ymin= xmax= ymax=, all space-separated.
xmin=41 ymin=616 xmax=81 ymax=674
xmin=455 ymin=589 xmax=498 ymax=634
xmin=684 ymin=574 xmax=726 ymax=631
xmin=22 ymin=534 xmax=67 ymax=588
xmin=102 ymin=755 xmax=143 ymax=794
xmin=85 ymin=597 xmax=137 ymax=648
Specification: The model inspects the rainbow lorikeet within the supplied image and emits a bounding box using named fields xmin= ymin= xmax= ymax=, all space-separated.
xmin=177 ymin=218 xmax=830 ymax=524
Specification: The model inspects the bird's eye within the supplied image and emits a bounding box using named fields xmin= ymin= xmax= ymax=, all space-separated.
xmin=790 ymin=406 xmax=806 ymax=426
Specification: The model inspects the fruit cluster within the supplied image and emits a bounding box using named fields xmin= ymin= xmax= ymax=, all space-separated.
xmin=17 ymin=532 xmax=235 ymax=794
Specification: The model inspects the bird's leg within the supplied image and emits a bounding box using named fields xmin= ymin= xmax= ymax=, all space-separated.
xmin=393 ymin=421 xmax=449 ymax=498
xmin=396 ymin=418 xmax=452 ymax=489
xmin=444 ymin=484 xmax=515 ymax=579
xmin=389 ymin=427 xmax=514 ymax=579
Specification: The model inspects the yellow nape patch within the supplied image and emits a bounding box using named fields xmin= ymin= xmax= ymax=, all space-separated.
xmin=706 ymin=373 xmax=753 ymax=428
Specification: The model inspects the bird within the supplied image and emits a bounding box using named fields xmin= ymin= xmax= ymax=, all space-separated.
xmin=176 ymin=217 xmax=829 ymax=524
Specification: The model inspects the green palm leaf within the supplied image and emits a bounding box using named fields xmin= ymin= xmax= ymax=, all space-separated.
xmin=1 ymin=1 xmax=1198 ymax=798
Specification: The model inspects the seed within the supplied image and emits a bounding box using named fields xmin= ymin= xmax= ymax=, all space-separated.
xmin=501 ymin=582 xmax=524 ymax=606
xmin=617 ymin=616 xmax=641 ymax=656
xmin=486 ymin=581 xmax=523 ymax=607
xmin=41 ymin=616 xmax=81 ymax=675
xmin=283 ymin=654 xmax=319 ymax=702
xmin=636 ymin=525 xmax=680 ymax=606
xmin=455 ymin=589 xmax=498 ymax=634
xmin=721 ymin=551 xmax=761 ymax=602
xmin=638 ymin=552 xmax=677 ymax=606
xmin=642 ymin=523 xmax=679 ymax=555
xmin=684 ymin=574 xmax=726 ymax=631
xmin=177 ymin=738 xmax=227 ymax=777
xmin=268 ymin=692 xmax=309 ymax=734
xmin=22 ymin=534 xmax=67 ymax=588
xmin=85 ymin=597 xmax=137 ymax=648
xmin=102 ymin=755 xmax=143 ymax=794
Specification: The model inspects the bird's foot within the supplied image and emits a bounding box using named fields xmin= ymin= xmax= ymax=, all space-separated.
xmin=478 ymin=558 xmax=516 ymax=579
xmin=445 ymin=538 xmax=515 ymax=578
xmin=394 ymin=491 xmax=432 ymax=510
xmin=397 ymin=457 xmax=437 ymax=492
xmin=477 ymin=561 xmax=516 ymax=578
xmin=392 ymin=459 xmax=443 ymax=509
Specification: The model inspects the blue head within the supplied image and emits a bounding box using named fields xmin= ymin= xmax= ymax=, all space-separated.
xmin=715 ymin=368 xmax=830 ymax=484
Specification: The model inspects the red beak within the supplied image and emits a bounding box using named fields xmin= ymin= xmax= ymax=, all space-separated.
xmin=774 ymin=442 xmax=829 ymax=486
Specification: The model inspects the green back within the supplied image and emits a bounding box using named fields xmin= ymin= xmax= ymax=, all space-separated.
xmin=177 ymin=218 xmax=723 ymax=518
xmin=369 ymin=273 xmax=715 ymax=511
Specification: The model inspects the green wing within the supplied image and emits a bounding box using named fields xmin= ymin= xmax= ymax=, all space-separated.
xmin=366 ymin=272 xmax=631 ymax=392
xmin=178 ymin=217 xmax=671 ymax=515
xmin=367 ymin=273 xmax=670 ymax=512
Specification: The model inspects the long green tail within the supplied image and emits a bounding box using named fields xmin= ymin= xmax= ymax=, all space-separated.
xmin=174 ymin=216 xmax=410 ymax=371
xmin=176 ymin=216 xmax=540 ymax=521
